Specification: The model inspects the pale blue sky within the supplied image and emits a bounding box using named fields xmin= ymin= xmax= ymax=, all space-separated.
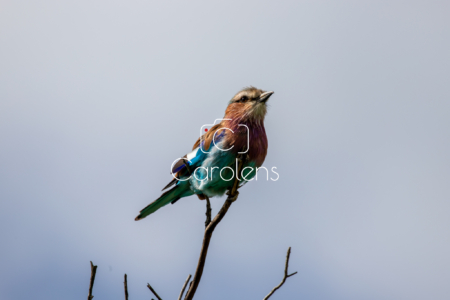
xmin=1 ymin=1 xmax=449 ymax=299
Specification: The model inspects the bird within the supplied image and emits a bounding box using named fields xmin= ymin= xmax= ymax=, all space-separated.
xmin=135 ymin=87 xmax=274 ymax=221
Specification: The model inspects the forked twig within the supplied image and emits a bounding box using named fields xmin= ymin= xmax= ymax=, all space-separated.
xmin=183 ymin=155 xmax=245 ymax=300
xmin=147 ymin=283 xmax=163 ymax=300
xmin=178 ymin=274 xmax=192 ymax=300
xmin=87 ymin=261 xmax=98 ymax=300
xmin=263 ymin=247 xmax=297 ymax=300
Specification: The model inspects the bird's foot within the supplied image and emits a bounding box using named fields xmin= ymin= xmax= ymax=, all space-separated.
xmin=226 ymin=190 xmax=239 ymax=202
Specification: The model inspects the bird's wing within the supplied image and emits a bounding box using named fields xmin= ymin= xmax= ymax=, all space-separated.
xmin=192 ymin=123 xmax=223 ymax=151
xmin=162 ymin=125 xmax=227 ymax=191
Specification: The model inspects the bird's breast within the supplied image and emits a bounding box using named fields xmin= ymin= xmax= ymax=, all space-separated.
xmin=223 ymin=121 xmax=268 ymax=167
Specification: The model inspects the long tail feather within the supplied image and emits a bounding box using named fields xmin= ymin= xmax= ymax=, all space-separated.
xmin=135 ymin=186 xmax=184 ymax=221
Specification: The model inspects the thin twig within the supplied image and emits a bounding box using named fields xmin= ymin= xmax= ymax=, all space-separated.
xmin=263 ymin=247 xmax=298 ymax=300
xmin=124 ymin=274 xmax=128 ymax=300
xmin=87 ymin=261 xmax=98 ymax=300
xmin=147 ymin=283 xmax=163 ymax=300
xmin=184 ymin=155 xmax=245 ymax=300
xmin=178 ymin=274 xmax=192 ymax=300
xmin=205 ymin=196 xmax=212 ymax=227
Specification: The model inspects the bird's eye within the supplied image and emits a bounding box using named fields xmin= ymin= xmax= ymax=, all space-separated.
xmin=240 ymin=96 xmax=248 ymax=102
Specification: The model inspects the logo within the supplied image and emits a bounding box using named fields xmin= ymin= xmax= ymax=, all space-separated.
xmin=170 ymin=121 xmax=279 ymax=182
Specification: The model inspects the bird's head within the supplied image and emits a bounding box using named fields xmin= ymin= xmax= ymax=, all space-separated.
xmin=225 ymin=87 xmax=274 ymax=122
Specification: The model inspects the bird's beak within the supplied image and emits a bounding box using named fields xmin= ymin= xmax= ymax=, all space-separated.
xmin=258 ymin=91 xmax=274 ymax=103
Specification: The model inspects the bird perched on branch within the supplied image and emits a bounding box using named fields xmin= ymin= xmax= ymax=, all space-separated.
xmin=135 ymin=87 xmax=274 ymax=221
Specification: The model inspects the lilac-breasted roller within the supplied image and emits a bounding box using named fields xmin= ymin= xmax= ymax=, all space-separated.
xmin=135 ymin=87 xmax=273 ymax=221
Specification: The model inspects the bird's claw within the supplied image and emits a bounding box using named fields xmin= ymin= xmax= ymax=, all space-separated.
xmin=226 ymin=190 xmax=239 ymax=202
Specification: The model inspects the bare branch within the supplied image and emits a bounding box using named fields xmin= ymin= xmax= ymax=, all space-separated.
xmin=178 ymin=274 xmax=192 ymax=300
xmin=263 ymin=247 xmax=297 ymax=300
xmin=147 ymin=283 xmax=163 ymax=300
xmin=124 ymin=274 xmax=129 ymax=300
xmin=184 ymin=155 xmax=245 ymax=300
xmin=205 ymin=196 xmax=212 ymax=227
xmin=87 ymin=261 xmax=98 ymax=300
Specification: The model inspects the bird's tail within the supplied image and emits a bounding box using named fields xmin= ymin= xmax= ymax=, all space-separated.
xmin=135 ymin=185 xmax=189 ymax=221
